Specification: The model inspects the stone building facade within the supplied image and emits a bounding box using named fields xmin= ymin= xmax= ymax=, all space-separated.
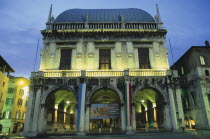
xmin=23 ymin=5 xmax=185 ymax=136
xmin=0 ymin=55 xmax=14 ymax=132
xmin=0 ymin=77 xmax=30 ymax=134
xmin=172 ymin=44 xmax=210 ymax=129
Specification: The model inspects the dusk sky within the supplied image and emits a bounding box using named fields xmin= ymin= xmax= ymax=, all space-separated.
xmin=0 ymin=0 xmax=209 ymax=78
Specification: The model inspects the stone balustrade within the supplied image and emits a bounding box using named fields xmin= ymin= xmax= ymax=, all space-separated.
xmin=47 ymin=23 xmax=157 ymax=30
xmin=31 ymin=69 xmax=171 ymax=78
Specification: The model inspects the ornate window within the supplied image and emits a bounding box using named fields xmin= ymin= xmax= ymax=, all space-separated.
xmin=99 ymin=49 xmax=111 ymax=69
xmin=138 ymin=48 xmax=150 ymax=69
xmin=59 ymin=49 xmax=72 ymax=70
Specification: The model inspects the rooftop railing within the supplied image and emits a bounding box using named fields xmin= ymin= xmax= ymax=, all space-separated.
xmin=46 ymin=23 xmax=157 ymax=30
xmin=31 ymin=69 xmax=169 ymax=78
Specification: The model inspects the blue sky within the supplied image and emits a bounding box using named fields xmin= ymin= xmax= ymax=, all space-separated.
xmin=0 ymin=0 xmax=210 ymax=78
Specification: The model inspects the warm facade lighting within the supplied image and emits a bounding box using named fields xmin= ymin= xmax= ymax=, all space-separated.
xmin=19 ymin=81 xmax=24 ymax=85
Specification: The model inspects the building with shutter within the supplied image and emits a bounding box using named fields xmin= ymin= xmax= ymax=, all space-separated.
xmin=0 ymin=77 xmax=30 ymax=134
xmin=171 ymin=43 xmax=210 ymax=129
xmin=0 ymin=55 xmax=14 ymax=132
xmin=23 ymin=5 xmax=185 ymax=136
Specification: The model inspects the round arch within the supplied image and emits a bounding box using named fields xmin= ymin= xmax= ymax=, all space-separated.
xmin=41 ymin=85 xmax=76 ymax=105
xmin=86 ymin=85 xmax=124 ymax=104
xmin=132 ymin=85 xmax=167 ymax=131
xmin=40 ymin=85 xmax=77 ymax=134
xmin=132 ymin=85 xmax=166 ymax=103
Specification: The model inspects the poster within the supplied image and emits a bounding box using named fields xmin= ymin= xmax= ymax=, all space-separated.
xmin=90 ymin=103 xmax=120 ymax=119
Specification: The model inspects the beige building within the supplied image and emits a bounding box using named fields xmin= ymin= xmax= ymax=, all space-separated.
xmin=0 ymin=77 xmax=30 ymax=134
xmin=172 ymin=43 xmax=210 ymax=129
xmin=23 ymin=5 xmax=184 ymax=136
xmin=0 ymin=55 xmax=14 ymax=132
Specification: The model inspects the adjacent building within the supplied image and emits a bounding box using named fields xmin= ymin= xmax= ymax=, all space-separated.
xmin=171 ymin=43 xmax=210 ymax=129
xmin=0 ymin=55 xmax=15 ymax=131
xmin=23 ymin=5 xmax=185 ymax=136
xmin=0 ymin=77 xmax=30 ymax=134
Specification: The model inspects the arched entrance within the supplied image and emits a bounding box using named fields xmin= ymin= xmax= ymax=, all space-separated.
xmin=134 ymin=88 xmax=165 ymax=132
xmin=45 ymin=89 xmax=77 ymax=134
xmin=89 ymin=88 xmax=122 ymax=133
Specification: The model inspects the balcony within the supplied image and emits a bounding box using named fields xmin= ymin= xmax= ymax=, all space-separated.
xmin=31 ymin=69 xmax=170 ymax=78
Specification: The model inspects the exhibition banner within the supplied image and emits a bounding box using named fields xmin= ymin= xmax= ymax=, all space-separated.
xmin=90 ymin=103 xmax=120 ymax=119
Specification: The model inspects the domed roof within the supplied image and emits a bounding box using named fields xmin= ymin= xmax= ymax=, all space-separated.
xmin=55 ymin=8 xmax=155 ymax=23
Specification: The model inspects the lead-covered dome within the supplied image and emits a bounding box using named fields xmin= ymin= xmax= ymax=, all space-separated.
xmin=55 ymin=8 xmax=155 ymax=23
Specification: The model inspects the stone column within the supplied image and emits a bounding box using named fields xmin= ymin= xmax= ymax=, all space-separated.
xmin=153 ymin=107 xmax=158 ymax=127
xmin=23 ymin=89 xmax=35 ymax=136
xmin=175 ymin=85 xmax=185 ymax=127
xmin=132 ymin=105 xmax=136 ymax=131
xmin=145 ymin=110 xmax=149 ymax=127
xmin=31 ymin=89 xmax=42 ymax=134
xmin=38 ymin=106 xmax=47 ymax=133
xmin=125 ymin=82 xmax=132 ymax=133
xmin=121 ymin=104 xmax=126 ymax=131
xmin=64 ymin=112 xmax=66 ymax=124
xmin=85 ymin=104 xmax=90 ymax=133
xmin=53 ymin=109 xmax=58 ymax=128
xmin=76 ymin=84 xmax=86 ymax=135
xmin=168 ymin=85 xmax=178 ymax=130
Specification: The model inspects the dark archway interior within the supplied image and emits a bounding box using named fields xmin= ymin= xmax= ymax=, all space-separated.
xmin=134 ymin=88 xmax=165 ymax=130
xmin=45 ymin=89 xmax=76 ymax=133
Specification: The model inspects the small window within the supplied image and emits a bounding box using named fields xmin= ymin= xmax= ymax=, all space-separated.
xmin=22 ymin=112 xmax=26 ymax=119
xmin=2 ymin=82 xmax=5 ymax=87
xmin=0 ymin=93 xmax=2 ymax=102
xmin=5 ymin=111 xmax=12 ymax=119
xmin=5 ymin=98 xmax=14 ymax=105
xmin=19 ymin=89 xmax=24 ymax=96
xmin=17 ymin=99 xmax=23 ymax=106
xmin=181 ymin=67 xmax=184 ymax=75
xmin=16 ymin=111 xmax=21 ymax=119
xmin=205 ymin=70 xmax=209 ymax=76
xmin=200 ymin=56 xmax=206 ymax=65
xmin=8 ymin=88 xmax=14 ymax=93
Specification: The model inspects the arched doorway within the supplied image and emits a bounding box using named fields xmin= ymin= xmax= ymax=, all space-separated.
xmin=89 ymin=88 xmax=121 ymax=133
xmin=134 ymin=88 xmax=165 ymax=132
xmin=45 ymin=89 xmax=77 ymax=134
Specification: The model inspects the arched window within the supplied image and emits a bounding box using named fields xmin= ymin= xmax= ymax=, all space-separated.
xmin=205 ymin=70 xmax=209 ymax=76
